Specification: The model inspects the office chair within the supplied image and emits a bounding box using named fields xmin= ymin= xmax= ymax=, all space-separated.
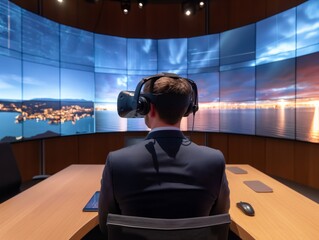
xmin=107 ymin=213 xmax=231 ymax=240
xmin=0 ymin=142 xmax=46 ymax=203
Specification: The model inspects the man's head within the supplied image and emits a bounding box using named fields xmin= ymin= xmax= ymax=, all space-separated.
xmin=142 ymin=76 xmax=194 ymax=127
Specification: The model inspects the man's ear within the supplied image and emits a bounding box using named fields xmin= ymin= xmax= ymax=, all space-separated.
xmin=149 ymin=103 xmax=156 ymax=117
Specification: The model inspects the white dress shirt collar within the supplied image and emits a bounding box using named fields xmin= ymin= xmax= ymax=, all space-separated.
xmin=150 ymin=126 xmax=180 ymax=133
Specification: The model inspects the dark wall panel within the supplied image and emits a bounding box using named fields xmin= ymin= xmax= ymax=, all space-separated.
xmin=294 ymin=142 xmax=319 ymax=189
xmin=44 ymin=136 xmax=79 ymax=175
xmin=12 ymin=140 xmax=40 ymax=182
xmin=265 ymin=138 xmax=295 ymax=181
xmin=11 ymin=132 xmax=319 ymax=191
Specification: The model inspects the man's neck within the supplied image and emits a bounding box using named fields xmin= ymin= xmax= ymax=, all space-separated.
xmin=150 ymin=120 xmax=180 ymax=130
xmin=151 ymin=126 xmax=180 ymax=132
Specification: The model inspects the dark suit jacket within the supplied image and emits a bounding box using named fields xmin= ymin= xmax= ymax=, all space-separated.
xmin=98 ymin=130 xmax=230 ymax=235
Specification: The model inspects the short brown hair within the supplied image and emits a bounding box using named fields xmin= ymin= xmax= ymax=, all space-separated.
xmin=143 ymin=76 xmax=193 ymax=124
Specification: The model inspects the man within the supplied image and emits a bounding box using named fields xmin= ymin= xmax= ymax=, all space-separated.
xmin=98 ymin=73 xmax=230 ymax=235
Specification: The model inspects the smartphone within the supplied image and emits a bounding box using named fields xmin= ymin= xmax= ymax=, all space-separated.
xmin=83 ymin=191 xmax=100 ymax=212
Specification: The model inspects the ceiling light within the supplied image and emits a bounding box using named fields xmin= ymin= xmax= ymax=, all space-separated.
xmin=182 ymin=1 xmax=196 ymax=16
xmin=138 ymin=0 xmax=146 ymax=9
xmin=121 ymin=0 xmax=131 ymax=14
xmin=199 ymin=1 xmax=205 ymax=8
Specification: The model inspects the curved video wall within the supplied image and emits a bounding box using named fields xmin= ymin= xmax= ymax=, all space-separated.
xmin=1 ymin=0 xmax=319 ymax=143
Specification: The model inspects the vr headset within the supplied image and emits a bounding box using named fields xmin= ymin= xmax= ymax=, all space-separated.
xmin=117 ymin=73 xmax=199 ymax=118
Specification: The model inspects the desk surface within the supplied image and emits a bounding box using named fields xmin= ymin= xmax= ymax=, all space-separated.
xmin=1 ymin=164 xmax=319 ymax=240
xmin=227 ymin=164 xmax=319 ymax=240
xmin=0 ymin=164 xmax=103 ymax=240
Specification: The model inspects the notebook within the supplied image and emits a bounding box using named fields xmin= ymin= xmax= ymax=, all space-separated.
xmin=243 ymin=180 xmax=273 ymax=193
xmin=226 ymin=166 xmax=248 ymax=174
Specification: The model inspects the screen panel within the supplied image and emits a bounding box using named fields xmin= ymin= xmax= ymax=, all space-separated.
xmin=220 ymin=66 xmax=255 ymax=135
xmin=220 ymin=24 xmax=256 ymax=66
xmin=0 ymin=54 xmax=22 ymax=142
xmin=127 ymin=38 xmax=157 ymax=71
xmin=188 ymin=34 xmax=219 ymax=70
xmin=60 ymin=100 xmax=94 ymax=136
xmin=60 ymin=25 xmax=94 ymax=68
xmin=256 ymin=59 xmax=296 ymax=139
xmin=21 ymin=99 xmax=61 ymax=139
xmin=95 ymin=34 xmax=127 ymax=71
xmin=158 ymin=38 xmax=187 ymax=73
xmin=296 ymin=52 xmax=319 ymax=143
xmin=60 ymin=68 xmax=95 ymax=135
xmin=95 ymin=73 xmax=127 ymax=132
xmin=187 ymin=72 xmax=220 ymax=132
xmin=22 ymin=60 xmax=61 ymax=139
xmin=0 ymin=0 xmax=21 ymax=53
xmin=296 ymin=0 xmax=319 ymax=57
xmin=256 ymin=8 xmax=296 ymax=65
xmin=22 ymin=10 xmax=59 ymax=62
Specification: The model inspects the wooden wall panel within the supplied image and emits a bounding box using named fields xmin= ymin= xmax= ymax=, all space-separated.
xmin=265 ymin=0 xmax=306 ymax=17
xmin=78 ymin=133 xmax=124 ymax=165
xmin=43 ymin=0 xmax=78 ymax=27
xmin=228 ymin=0 xmax=265 ymax=30
xmin=44 ymin=136 xmax=79 ymax=175
xmin=11 ymin=0 xmax=38 ymax=14
xmin=227 ymin=135 xmax=266 ymax=169
xmin=140 ymin=3 xmax=181 ymax=39
xmin=12 ymin=140 xmax=40 ymax=182
xmin=228 ymin=135 xmax=253 ymax=165
xmin=206 ymin=133 xmax=229 ymax=162
xmin=11 ymin=132 xmax=319 ymax=190
xmin=265 ymin=138 xmax=295 ymax=181
xmin=185 ymin=131 xmax=206 ymax=146
xmin=95 ymin=1 xmax=131 ymax=37
xmin=209 ymin=0 xmax=229 ymax=33
xmin=250 ymin=136 xmax=266 ymax=172
xmin=178 ymin=5 xmax=206 ymax=37
xmin=294 ymin=141 xmax=319 ymax=189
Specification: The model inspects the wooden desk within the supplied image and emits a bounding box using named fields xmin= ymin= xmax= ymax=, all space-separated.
xmin=227 ymin=164 xmax=319 ymax=240
xmin=0 ymin=164 xmax=104 ymax=240
xmin=1 ymin=164 xmax=319 ymax=240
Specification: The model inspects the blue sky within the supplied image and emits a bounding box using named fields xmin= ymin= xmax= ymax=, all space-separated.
xmin=0 ymin=55 xmax=21 ymax=100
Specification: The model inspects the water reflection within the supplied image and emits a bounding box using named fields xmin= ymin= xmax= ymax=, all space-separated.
xmin=278 ymin=100 xmax=287 ymax=137
xmin=310 ymin=103 xmax=319 ymax=140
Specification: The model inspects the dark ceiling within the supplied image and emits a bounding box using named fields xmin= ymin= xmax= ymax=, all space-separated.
xmin=10 ymin=0 xmax=306 ymax=38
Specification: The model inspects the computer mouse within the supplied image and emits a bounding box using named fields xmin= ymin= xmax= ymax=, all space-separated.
xmin=236 ymin=201 xmax=255 ymax=216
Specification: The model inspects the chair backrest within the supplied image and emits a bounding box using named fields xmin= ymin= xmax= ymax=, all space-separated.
xmin=107 ymin=213 xmax=231 ymax=240
xmin=0 ymin=142 xmax=22 ymax=203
